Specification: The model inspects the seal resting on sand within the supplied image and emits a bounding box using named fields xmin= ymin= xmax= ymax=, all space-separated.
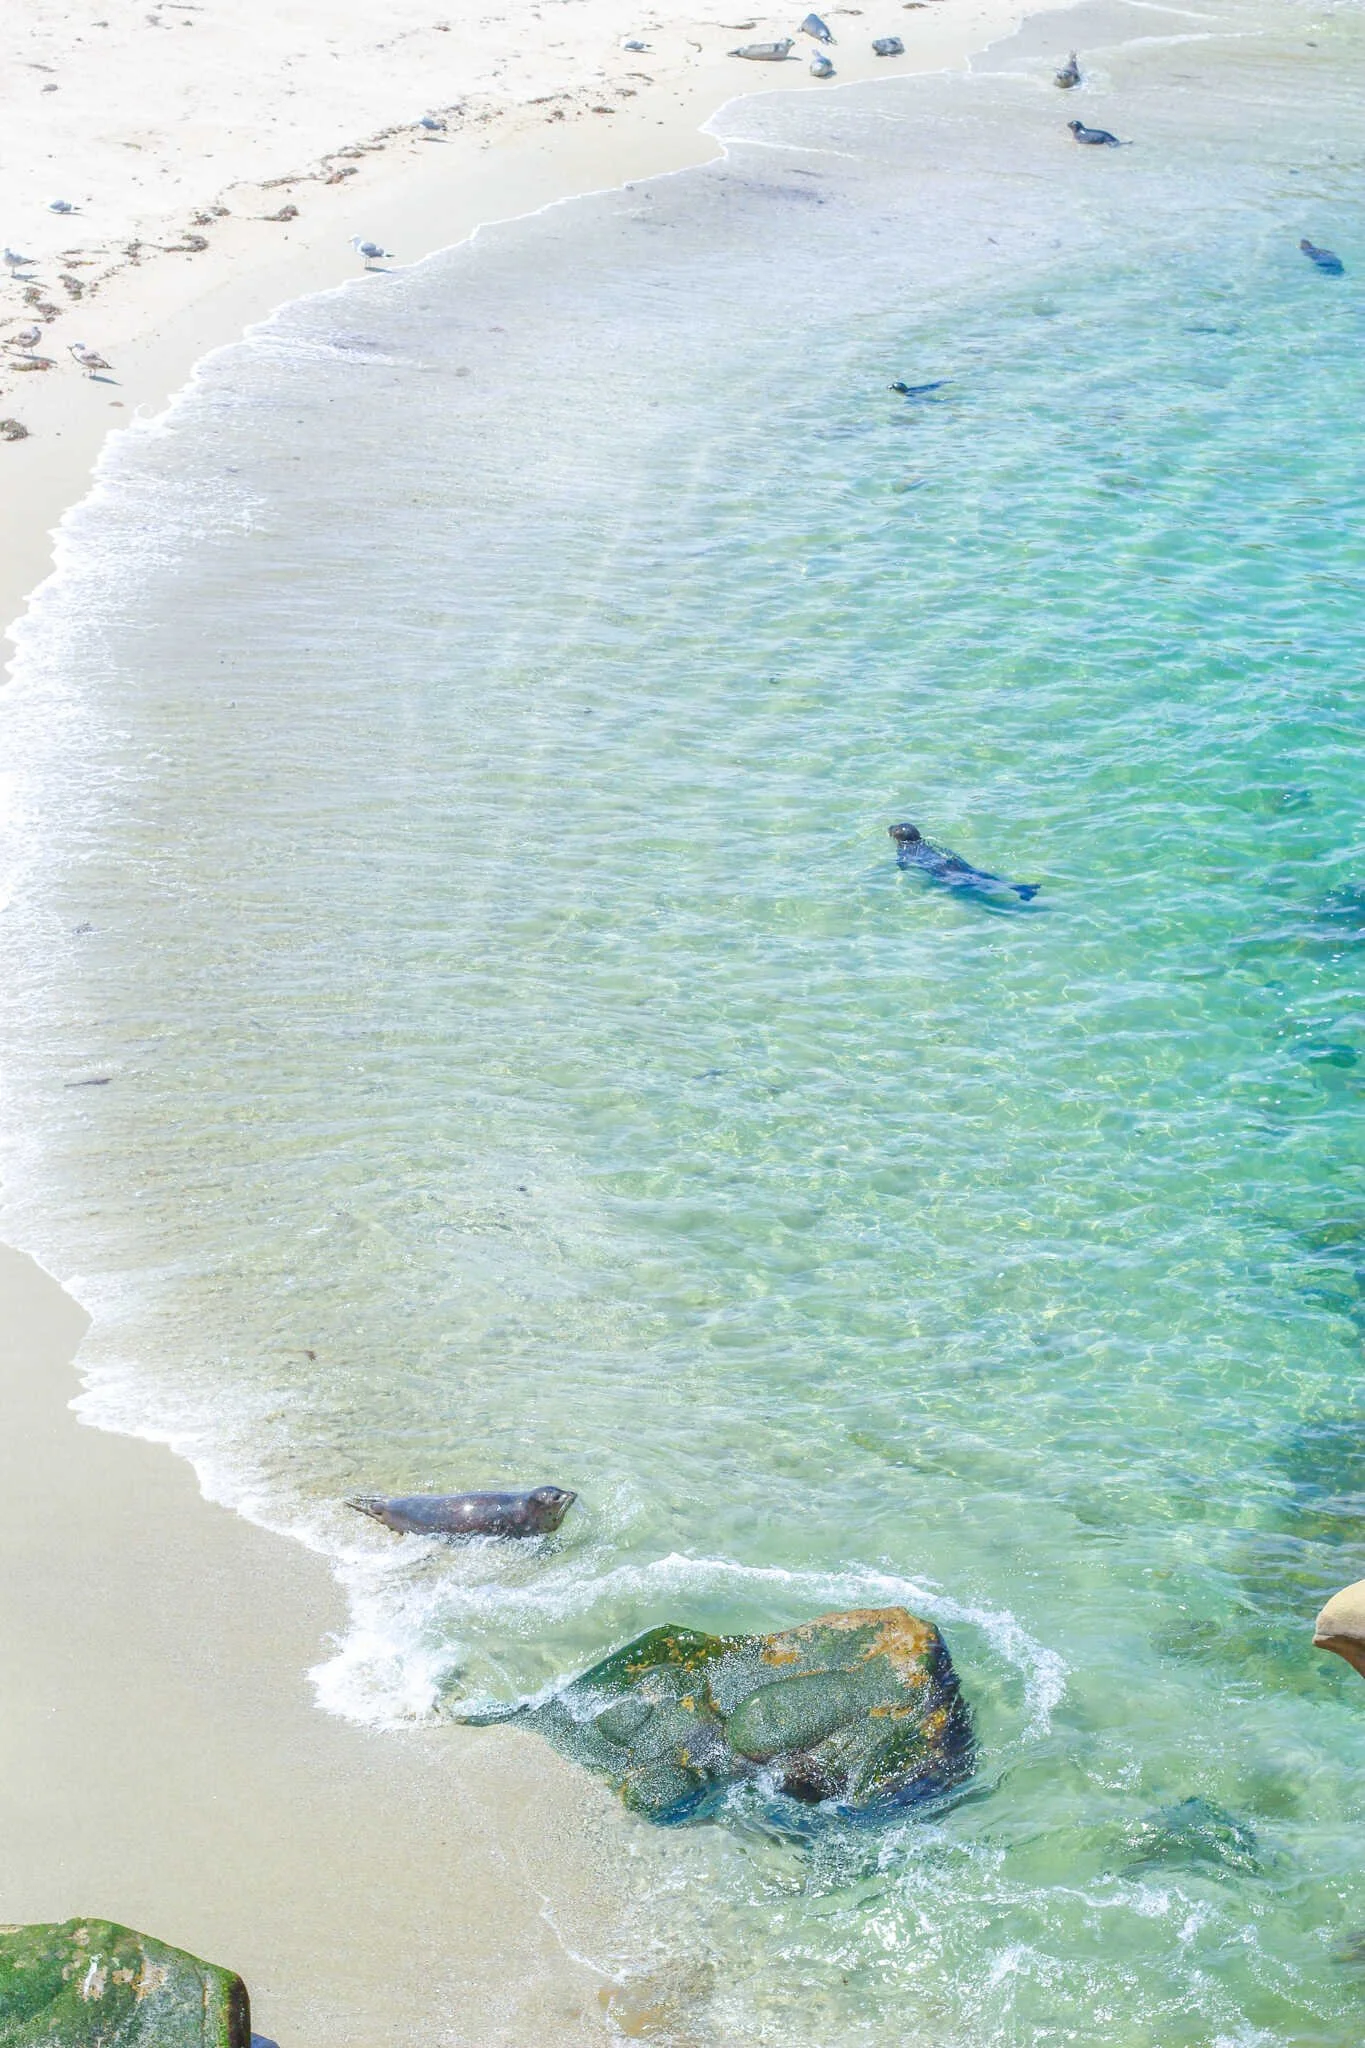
xmin=890 ymin=822 xmax=1040 ymax=901
xmin=1055 ymin=51 xmax=1081 ymax=87
xmin=1314 ymin=1580 xmax=1365 ymax=1679
xmin=1300 ymin=238 xmax=1344 ymax=274
xmin=729 ymin=39 xmax=794 ymax=59
xmin=1069 ymin=118 xmax=1122 ymax=146
xmin=347 ymin=1484 xmax=576 ymax=1537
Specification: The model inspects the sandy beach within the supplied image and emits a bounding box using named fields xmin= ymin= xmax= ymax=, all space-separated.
xmin=1 ymin=0 xmax=1073 ymax=2039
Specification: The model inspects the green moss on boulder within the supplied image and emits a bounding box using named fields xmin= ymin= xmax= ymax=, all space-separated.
xmin=0 ymin=1920 xmax=249 ymax=2048
xmin=519 ymin=1605 xmax=972 ymax=1823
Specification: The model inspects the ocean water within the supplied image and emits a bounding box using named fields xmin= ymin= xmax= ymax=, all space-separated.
xmin=4 ymin=0 xmax=1365 ymax=2038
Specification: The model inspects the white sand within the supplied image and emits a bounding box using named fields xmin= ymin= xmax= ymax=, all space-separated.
xmin=0 ymin=0 xmax=1077 ymax=2037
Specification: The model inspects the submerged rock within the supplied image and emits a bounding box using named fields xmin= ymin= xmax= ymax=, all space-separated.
xmin=498 ymin=1606 xmax=972 ymax=1823
xmin=1123 ymin=1797 xmax=1259 ymax=1877
xmin=0 ymin=1919 xmax=249 ymax=2048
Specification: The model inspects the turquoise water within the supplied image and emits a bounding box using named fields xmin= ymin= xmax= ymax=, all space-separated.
xmin=5 ymin=0 xmax=1365 ymax=2037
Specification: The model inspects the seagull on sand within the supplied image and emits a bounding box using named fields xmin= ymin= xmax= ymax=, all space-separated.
xmin=349 ymin=234 xmax=393 ymax=269
xmin=417 ymin=114 xmax=446 ymax=134
xmin=47 ymin=198 xmax=79 ymax=214
xmin=5 ymin=326 xmax=44 ymax=354
xmin=68 ymin=341 xmax=113 ymax=378
xmin=3 ymin=248 xmax=36 ymax=275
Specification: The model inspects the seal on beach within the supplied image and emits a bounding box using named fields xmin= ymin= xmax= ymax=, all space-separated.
xmin=347 ymin=1484 xmax=577 ymax=1538
xmin=1054 ymin=51 xmax=1081 ymax=87
xmin=1300 ymin=237 xmax=1344 ymax=274
xmin=729 ymin=39 xmax=794 ymax=59
xmin=810 ymin=50 xmax=835 ymax=76
xmin=1068 ymin=118 xmax=1122 ymax=146
xmin=872 ymin=35 xmax=905 ymax=56
xmin=889 ymin=822 xmax=1040 ymax=901
xmin=801 ymin=11 xmax=835 ymax=40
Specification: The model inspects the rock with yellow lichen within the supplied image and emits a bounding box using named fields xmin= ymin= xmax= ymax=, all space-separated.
xmin=508 ymin=1606 xmax=972 ymax=1822
xmin=0 ymin=1920 xmax=249 ymax=2048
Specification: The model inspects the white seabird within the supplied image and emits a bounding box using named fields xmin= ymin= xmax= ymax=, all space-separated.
xmin=47 ymin=198 xmax=79 ymax=214
xmin=5 ymin=325 xmax=44 ymax=353
xmin=349 ymin=234 xmax=394 ymax=269
xmin=417 ymin=114 xmax=446 ymax=134
xmin=3 ymin=248 xmax=36 ymax=275
xmin=68 ymin=341 xmax=113 ymax=378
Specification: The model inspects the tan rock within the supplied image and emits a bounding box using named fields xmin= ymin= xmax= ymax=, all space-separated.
xmin=1313 ymin=1580 xmax=1365 ymax=1679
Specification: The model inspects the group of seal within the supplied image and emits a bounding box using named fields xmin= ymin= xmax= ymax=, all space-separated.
xmin=1057 ymin=50 xmax=1125 ymax=144
xmin=728 ymin=16 xmax=903 ymax=72
xmin=889 ymin=822 xmax=1040 ymax=902
xmin=1056 ymin=53 xmax=1340 ymax=274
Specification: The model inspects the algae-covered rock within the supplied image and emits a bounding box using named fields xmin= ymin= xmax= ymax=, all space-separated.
xmin=0 ymin=1920 xmax=249 ymax=2048
xmin=517 ymin=1606 xmax=972 ymax=1823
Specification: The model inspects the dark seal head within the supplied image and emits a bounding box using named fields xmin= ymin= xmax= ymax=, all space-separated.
xmin=889 ymin=822 xmax=922 ymax=847
xmin=346 ymin=1484 xmax=577 ymax=1538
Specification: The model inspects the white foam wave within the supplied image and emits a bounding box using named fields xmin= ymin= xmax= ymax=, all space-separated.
xmin=308 ymin=1544 xmax=1067 ymax=1739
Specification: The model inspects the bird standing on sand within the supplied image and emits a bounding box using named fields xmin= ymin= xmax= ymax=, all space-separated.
xmin=1055 ymin=51 xmax=1081 ymax=87
xmin=5 ymin=326 xmax=44 ymax=354
xmin=47 ymin=198 xmax=79 ymax=214
xmin=1068 ymin=118 xmax=1122 ymax=145
xmin=417 ymin=114 xmax=446 ymax=134
xmin=349 ymin=234 xmax=394 ymax=269
xmin=3 ymin=248 xmax=35 ymax=275
xmin=68 ymin=341 xmax=113 ymax=378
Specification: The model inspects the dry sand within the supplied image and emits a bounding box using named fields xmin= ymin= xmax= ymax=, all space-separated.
xmin=0 ymin=0 xmax=1075 ymax=2038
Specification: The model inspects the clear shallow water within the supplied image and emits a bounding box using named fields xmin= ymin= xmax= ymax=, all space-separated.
xmin=5 ymin=0 xmax=1365 ymax=2037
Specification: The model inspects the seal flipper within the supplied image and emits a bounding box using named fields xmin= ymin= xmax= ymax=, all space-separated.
xmin=1014 ymin=883 xmax=1041 ymax=901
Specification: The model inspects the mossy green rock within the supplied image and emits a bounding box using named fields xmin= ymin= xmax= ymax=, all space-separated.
xmin=0 ymin=1920 xmax=249 ymax=2048
xmin=522 ymin=1606 xmax=972 ymax=1823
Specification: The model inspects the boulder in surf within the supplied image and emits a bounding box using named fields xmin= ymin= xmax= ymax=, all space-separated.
xmin=480 ymin=1606 xmax=972 ymax=1823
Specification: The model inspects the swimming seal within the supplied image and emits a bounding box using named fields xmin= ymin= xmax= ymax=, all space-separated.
xmin=347 ymin=1484 xmax=576 ymax=1537
xmin=889 ymin=822 xmax=1040 ymax=902
xmin=1068 ymin=118 xmax=1121 ymax=146
xmin=1054 ymin=50 xmax=1080 ymax=87
xmin=801 ymin=11 xmax=835 ymax=40
xmin=1300 ymin=238 xmax=1344 ymax=274
xmin=891 ymin=379 xmax=948 ymax=398
xmin=729 ymin=39 xmax=794 ymax=59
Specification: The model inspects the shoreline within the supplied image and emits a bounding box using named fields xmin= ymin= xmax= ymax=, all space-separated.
xmin=0 ymin=1 xmax=1074 ymax=2038
xmin=0 ymin=0 xmax=1043 ymax=630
